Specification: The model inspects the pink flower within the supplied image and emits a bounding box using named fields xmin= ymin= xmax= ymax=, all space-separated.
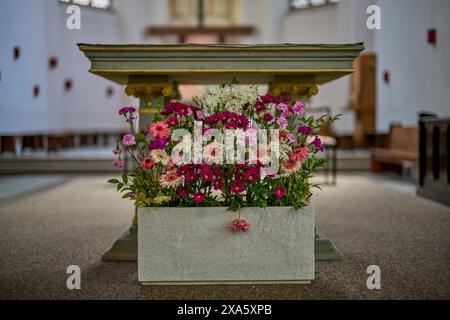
xmin=228 ymin=219 xmax=250 ymax=232
xmin=113 ymin=149 xmax=122 ymax=155
xmin=274 ymin=186 xmax=286 ymax=200
xmin=263 ymin=166 xmax=277 ymax=177
xmin=122 ymin=134 xmax=135 ymax=146
xmin=159 ymin=170 xmax=183 ymax=189
xmin=193 ymin=191 xmax=206 ymax=204
xmin=292 ymin=101 xmax=304 ymax=115
xmin=239 ymin=220 xmax=250 ymax=232
xmin=291 ymin=146 xmax=309 ymax=161
xmin=230 ymin=180 xmax=245 ymax=194
xmin=298 ymin=125 xmax=314 ymax=135
xmin=281 ymin=159 xmax=302 ymax=174
xmin=113 ymin=160 xmax=125 ymax=168
xmin=277 ymin=117 xmax=288 ymax=129
xmin=196 ymin=110 xmax=206 ymax=120
xmin=277 ymin=103 xmax=289 ymax=112
xmin=140 ymin=157 xmax=155 ymax=170
xmin=118 ymin=106 xmax=136 ymax=115
xmin=282 ymin=110 xmax=293 ymax=118
xmin=165 ymin=159 xmax=175 ymax=171
xmin=228 ymin=219 xmax=240 ymax=231
xmin=149 ymin=121 xmax=171 ymax=138
xmin=287 ymin=133 xmax=296 ymax=143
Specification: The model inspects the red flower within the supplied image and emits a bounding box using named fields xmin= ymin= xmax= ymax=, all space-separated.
xmin=140 ymin=157 xmax=155 ymax=170
xmin=243 ymin=167 xmax=260 ymax=185
xmin=166 ymin=117 xmax=179 ymax=127
xmin=212 ymin=178 xmax=224 ymax=190
xmin=239 ymin=220 xmax=250 ymax=232
xmin=184 ymin=171 xmax=197 ymax=184
xmin=228 ymin=219 xmax=250 ymax=232
xmin=193 ymin=191 xmax=206 ymax=204
xmin=274 ymin=186 xmax=286 ymax=200
xmin=178 ymin=187 xmax=188 ymax=199
xmin=212 ymin=165 xmax=221 ymax=177
xmin=291 ymin=146 xmax=309 ymax=161
xmin=263 ymin=113 xmax=274 ymax=122
xmin=199 ymin=165 xmax=214 ymax=182
xmin=230 ymin=180 xmax=244 ymax=194
xmin=228 ymin=219 xmax=240 ymax=231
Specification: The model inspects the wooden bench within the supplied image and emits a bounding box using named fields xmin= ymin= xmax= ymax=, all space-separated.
xmin=417 ymin=116 xmax=450 ymax=206
xmin=371 ymin=125 xmax=419 ymax=172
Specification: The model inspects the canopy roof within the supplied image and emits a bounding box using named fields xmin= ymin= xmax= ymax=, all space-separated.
xmin=78 ymin=43 xmax=365 ymax=85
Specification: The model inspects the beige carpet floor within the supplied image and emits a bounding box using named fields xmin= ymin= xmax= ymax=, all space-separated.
xmin=0 ymin=174 xmax=449 ymax=300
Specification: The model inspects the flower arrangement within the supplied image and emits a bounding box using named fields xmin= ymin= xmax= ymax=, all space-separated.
xmin=109 ymin=84 xmax=335 ymax=232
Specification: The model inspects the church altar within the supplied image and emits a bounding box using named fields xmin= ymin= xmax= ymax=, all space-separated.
xmin=78 ymin=43 xmax=364 ymax=263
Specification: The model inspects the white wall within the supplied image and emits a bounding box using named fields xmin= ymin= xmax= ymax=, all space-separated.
xmin=0 ymin=0 xmax=124 ymax=134
xmin=375 ymin=0 xmax=450 ymax=132
xmin=0 ymin=0 xmax=49 ymax=134
xmin=282 ymin=0 xmax=375 ymax=135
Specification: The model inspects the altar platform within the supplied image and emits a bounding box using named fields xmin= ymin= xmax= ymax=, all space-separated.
xmin=1 ymin=173 xmax=448 ymax=299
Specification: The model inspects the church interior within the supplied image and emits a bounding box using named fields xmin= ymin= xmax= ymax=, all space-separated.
xmin=0 ymin=0 xmax=449 ymax=300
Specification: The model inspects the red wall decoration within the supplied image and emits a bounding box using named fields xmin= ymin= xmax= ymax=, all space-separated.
xmin=64 ymin=79 xmax=73 ymax=92
xmin=49 ymin=56 xmax=58 ymax=69
xmin=383 ymin=70 xmax=390 ymax=84
xmin=33 ymin=85 xmax=40 ymax=98
xmin=13 ymin=47 xmax=20 ymax=61
xmin=428 ymin=28 xmax=437 ymax=46
xmin=106 ymin=86 xmax=114 ymax=97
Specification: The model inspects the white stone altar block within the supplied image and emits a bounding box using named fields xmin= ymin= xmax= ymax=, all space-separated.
xmin=138 ymin=207 xmax=315 ymax=285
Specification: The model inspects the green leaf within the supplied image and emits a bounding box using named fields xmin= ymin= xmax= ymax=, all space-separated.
xmin=135 ymin=133 xmax=147 ymax=143
xmin=107 ymin=179 xmax=119 ymax=184
xmin=122 ymin=174 xmax=128 ymax=184
xmin=117 ymin=183 xmax=124 ymax=191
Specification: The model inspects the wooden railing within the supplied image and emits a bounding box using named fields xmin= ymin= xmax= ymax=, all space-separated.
xmin=418 ymin=116 xmax=450 ymax=206
xmin=0 ymin=130 xmax=126 ymax=155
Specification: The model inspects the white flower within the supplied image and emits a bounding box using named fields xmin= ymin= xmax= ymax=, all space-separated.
xmin=193 ymin=85 xmax=259 ymax=116
xmin=153 ymin=195 xmax=172 ymax=204
xmin=151 ymin=149 xmax=170 ymax=165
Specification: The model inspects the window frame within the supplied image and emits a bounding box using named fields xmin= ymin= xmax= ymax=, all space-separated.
xmin=289 ymin=0 xmax=339 ymax=11
xmin=58 ymin=0 xmax=113 ymax=11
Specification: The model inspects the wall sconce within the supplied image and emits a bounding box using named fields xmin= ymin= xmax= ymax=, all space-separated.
xmin=49 ymin=57 xmax=58 ymax=69
xmin=64 ymin=79 xmax=73 ymax=92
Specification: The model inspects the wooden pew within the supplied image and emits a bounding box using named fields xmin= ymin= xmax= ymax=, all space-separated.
xmin=371 ymin=125 xmax=419 ymax=173
xmin=417 ymin=116 xmax=450 ymax=206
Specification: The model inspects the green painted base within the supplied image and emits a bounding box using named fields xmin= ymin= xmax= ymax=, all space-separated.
xmin=101 ymin=225 xmax=137 ymax=262
xmin=101 ymin=225 xmax=343 ymax=262
xmin=315 ymin=228 xmax=344 ymax=261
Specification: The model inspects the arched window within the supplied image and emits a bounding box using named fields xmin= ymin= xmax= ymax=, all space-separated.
xmin=290 ymin=0 xmax=339 ymax=10
xmin=59 ymin=0 xmax=112 ymax=10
